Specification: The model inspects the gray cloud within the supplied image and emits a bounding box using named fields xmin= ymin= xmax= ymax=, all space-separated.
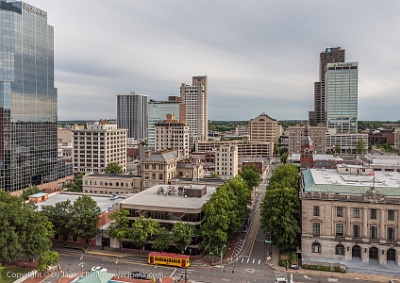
xmin=28 ymin=0 xmax=400 ymax=121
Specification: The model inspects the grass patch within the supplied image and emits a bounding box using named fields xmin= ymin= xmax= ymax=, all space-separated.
xmin=1 ymin=266 xmax=32 ymax=283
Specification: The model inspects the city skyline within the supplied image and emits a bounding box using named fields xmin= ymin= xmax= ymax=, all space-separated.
xmin=25 ymin=0 xmax=400 ymax=121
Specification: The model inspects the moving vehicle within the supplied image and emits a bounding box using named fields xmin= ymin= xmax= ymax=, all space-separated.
xmin=148 ymin=252 xmax=190 ymax=268
xmin=91 ymin=266 xmax=107 ymax=272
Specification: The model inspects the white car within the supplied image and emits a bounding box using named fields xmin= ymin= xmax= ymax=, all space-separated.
xmin=91 ymin=266 xmax=107 ymax=272
xmin=110 ymin=195 xmax=119 ymax=200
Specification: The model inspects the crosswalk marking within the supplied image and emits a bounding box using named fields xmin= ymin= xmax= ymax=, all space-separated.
xmin=247 ymin=258 xmax=249 ymax=263
xmin=241 ymin=258 xmax=244 ymax=263
xmin=257 ymin=259 xmax=261 ymax=265
xmin=252 ymin=259 xmax=255 ymax=264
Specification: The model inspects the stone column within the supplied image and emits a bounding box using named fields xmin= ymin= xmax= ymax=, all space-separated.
xmin=362 ymin=208 xmax=368 ymax=240
xmin=346 ymin=207 xmax=351 ymax=238
xmin=380 ymin=208 xmax=386 ymax=240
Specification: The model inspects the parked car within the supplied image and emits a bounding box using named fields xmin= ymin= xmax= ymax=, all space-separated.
xmin=290 ymin=263 xmax=299 ymax=270
xmin=110 ymin=195 xmax=119 ymax=200
xmin=131 ymin=271 xmax=148 ymax=279
xmin=275 ymin=278 xmax=287 ymax=283
xmin=91 ymin=266 xmax=107 ymax=272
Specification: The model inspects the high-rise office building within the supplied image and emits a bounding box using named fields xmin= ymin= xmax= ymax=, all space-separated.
xmin=116 ymin=92 xmax=147 ymax=141
xmin=309 ymin=47 xmax=345 ymax=126
xmin=325 ymin=62 xmax=358 ymax=133
xmin=147 ymin=96 xmax=185 ymax=149
xmin=180 ymin=76 xmax=208 ymax=145
xmin=0 ymin=1 xmax=60 ymax=191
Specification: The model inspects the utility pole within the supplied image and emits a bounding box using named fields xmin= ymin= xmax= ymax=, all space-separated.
xmin=184 ymin=267 xmax=187 ymax=283
xmin=220 ymin=245 xmax=225 ymax=270
xmin=79 ymin=254 xmax=84 ymax=276
xmin=116 ymin=257 xmax=119 ymax=275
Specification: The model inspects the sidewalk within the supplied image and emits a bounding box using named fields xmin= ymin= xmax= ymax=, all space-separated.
xmin=265 ymin=244 xmax=400 ymax=283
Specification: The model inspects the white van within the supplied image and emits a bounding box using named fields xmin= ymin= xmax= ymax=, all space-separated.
xmin=275 ymin=278 xmax=287 ymax=283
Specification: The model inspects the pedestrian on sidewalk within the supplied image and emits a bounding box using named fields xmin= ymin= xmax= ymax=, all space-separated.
xmin=285 ymin=261 xmax=288 ymax=271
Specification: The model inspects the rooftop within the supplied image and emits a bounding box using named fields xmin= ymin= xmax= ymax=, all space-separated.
xmin=35 ymin=193 xmax=121 ymax=212
xmin=303 ymin=169 xmax=400 ymax=196
xmin=120 ymin=184 xmax=216 ymax=210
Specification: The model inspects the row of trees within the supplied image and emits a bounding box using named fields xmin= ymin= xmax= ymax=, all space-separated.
xmin=42 ymin=195 xmax=102 ymax=246
xmin=260 ymin=164 xmax=300 ymax=252
xmin=201 ymin=165 xmax=261 ymax=254
xmin=108 ymin=211 xmax=196 ymax=254
xmin=0 ymin=191 xmax=59 ymax=272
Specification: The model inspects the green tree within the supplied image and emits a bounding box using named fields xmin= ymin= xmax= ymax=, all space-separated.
xmin=224 ymin=177 xmax=251 ymax=221
xmin=36 ymin=250 xmax=59 ymax=273
xmin=171 ymin=221 xmax=195 ymax=254
xmin=357 ymin=139 xmax=366 ymax=154
xmin=260 ymin=186 xmax=300 ymax=252
xmin=201 ymin=187 xmax=239 ymax=252
xmin=152 ymin=227 xmax=171 ymax=252
xmin=130 ymin=215 xmax=149 ymax=249
xmin=42 ymin=200 xmax=73 ymax=246
xmin=67 ymin=173 xmax=84 ymax=192
xmin=280 ymin=152 xmax=288 ymax=164
xmin=239 ymin=164 xmax=261 ymax=193
xmin=68 ymin=195 xmax=101 ymax=246
xmin=108 ymin=209 xmax=130 ymax=251
xmin=274 ymin=144 xmax=280 ymax=156
xmin=105 ymin=162 xmax=123 ymax=174
xmin=0 ymin=191 xmax=54 ymax=263
xmin=268 ymin=164 xmax=299 ymax=190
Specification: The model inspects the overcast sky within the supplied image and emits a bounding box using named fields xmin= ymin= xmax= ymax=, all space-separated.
xmin=28 ymin=0 xmax=400 ymax=121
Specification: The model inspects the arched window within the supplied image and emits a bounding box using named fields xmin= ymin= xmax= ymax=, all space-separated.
xmin=335 ymin=244 xmax=345 ymax=255
xmin=312 ymin=242 xmax=321 ymax=253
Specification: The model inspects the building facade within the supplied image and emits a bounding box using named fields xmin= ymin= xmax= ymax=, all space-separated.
xmin=0 ymin=1 xmax=72 ymax=191
xmin=215 ymin=144 xmax=238 ymax=180
xmin=82 ymin=173 xmax=142 ymax=196
xmin=116 ymin=92 xmax=147 ymax=141
xmin=309 ymin=47 xmax=346 ymax=126
xmin=147 ymin=97 xmax=185 ymax=149
xmin=196 ymin=140 xmax=273 ymax=159
xmin=155 ymin=114 xmax=189 ymax=159
xmin=248 ymin=114 xmax=279 ymax=144
xmin=325 ymin=62 xmax=358 ymax=134
xmin=301 ymin=166 xmax=400 ymax=266
xmin=288 ymin=124 xmax=327 ymax=156
xmin=72 ymin=121 xmax=127 ymax=174
xmin=326 ymin=132 xmax=368 ymax=155
xmin=180 ymin=76 xmax=208 ymax=145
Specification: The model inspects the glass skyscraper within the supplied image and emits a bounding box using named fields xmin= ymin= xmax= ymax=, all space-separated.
xmin=147 ymin=98 xmax=185 ymax=149
xmin=325 ymin=62 xmax=358 ymax=134
xmin=0 ymin=1 xmax=58 ymax=191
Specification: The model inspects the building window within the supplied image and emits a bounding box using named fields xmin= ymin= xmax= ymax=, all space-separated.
xmin=387 ymin=227 xmax=395 ymax=241
xmin=388 ymin=210 xmax=395 ymax=221
xmin=353 ymin=208 xmax=360 ymax=218
xmin=370 ymin=226 xmax=378 ymax=239
xmin=313 ymin=206 xmax=320 ymax=217
xmin=312 ymin=242 xmax=321 ymax=253
xmin=335 ymin=244 xmax=345 ymax=255
xmin=312 ymin=223 xmax=320 ymax=236
xmin=336 ymin=207 xmax=343 ymax=217
xmin=370 ymin=208 xmax=377 ymax=220
xmin=336 ymin=224 xmax=344 ymax=236
xmin=353 ymin=225 xmax=361 ymax=238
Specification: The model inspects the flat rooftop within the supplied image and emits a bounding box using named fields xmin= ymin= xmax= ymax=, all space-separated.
xmin=303 ymin=169 xmax=400 ymax=196
xmin=121 ymin=184 xmax=216 ymax=210
xmin=35 ymin=193 xmax=122 ymax=212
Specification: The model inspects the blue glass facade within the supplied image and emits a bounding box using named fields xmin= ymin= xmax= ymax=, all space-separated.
xmin=325 ymin=62 xmax=358 ymax=134
xmin=0 ymin=1 xmax=58 ymax=191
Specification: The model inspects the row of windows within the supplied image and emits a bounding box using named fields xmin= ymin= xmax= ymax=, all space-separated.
xmin=84 ymin=180 xmax=132 ymax=187
xmin=312 ymin=222 xmax=396 ymax=241
xmin=313 ymin=206 xmax=396 ymax=221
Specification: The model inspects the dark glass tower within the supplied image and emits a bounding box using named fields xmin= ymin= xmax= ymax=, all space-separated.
xmin=0 ymin=1 xmax=58 ymax=191
xmin=309 ymin=47 xmax=345 ymax=126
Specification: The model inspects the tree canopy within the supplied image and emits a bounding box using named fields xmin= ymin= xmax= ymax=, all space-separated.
xmin=260 ymin=163 xmax=300 ymax=252
xmin=105 ymin=162 xmax=123 ymax=174
xmin=0 ymin=190 xmax=57 ymax=269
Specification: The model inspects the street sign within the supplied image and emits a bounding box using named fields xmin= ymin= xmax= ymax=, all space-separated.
xmin=265 ymin=240 xmax=273 ymax=244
